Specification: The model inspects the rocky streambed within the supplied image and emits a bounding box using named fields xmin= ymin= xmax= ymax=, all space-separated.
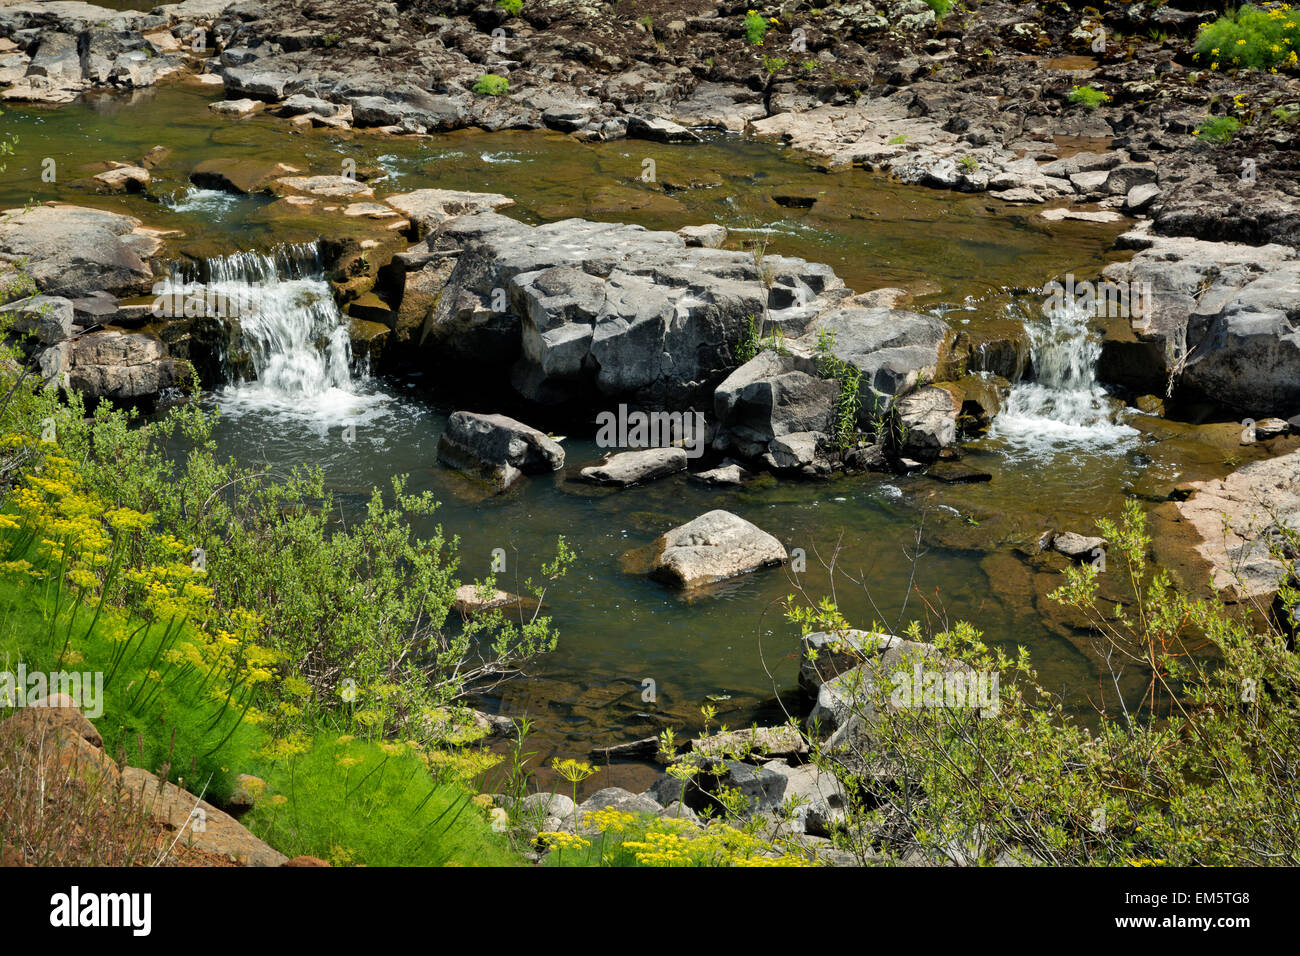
xmin=1 ymin=0 xmax=1299 ymax=783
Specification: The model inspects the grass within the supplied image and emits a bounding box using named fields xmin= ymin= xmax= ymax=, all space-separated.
xmin=1195 ymin=115 xmax=1243 ymax=143
xmin=244 ymin=733 xmax=519 ymax=866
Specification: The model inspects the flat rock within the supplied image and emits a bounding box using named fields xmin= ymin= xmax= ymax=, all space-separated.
xmin=578 ymin=447 xmax=687 ymax=487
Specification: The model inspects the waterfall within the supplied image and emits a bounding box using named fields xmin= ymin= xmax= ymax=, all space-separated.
xmin=168 ymin=243 xmax=385 ymax=425
xmin=988 ymin=295 xmax=1136 ymax=453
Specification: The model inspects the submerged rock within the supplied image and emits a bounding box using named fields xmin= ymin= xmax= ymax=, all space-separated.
xmin=648 ymin=509 xmax=787 ymax=589
xmin=436 ymin=411 xmax=565 ymax=490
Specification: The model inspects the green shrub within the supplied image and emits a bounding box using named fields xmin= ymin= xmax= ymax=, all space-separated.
xmin=787 ymin=500 xmax=1300 ymax=865
xmin=1068 ymin=84 xmax=1112 ymax=108
xmin=743 ymin=10 xmax=771 ymax=45
xmin=472 ymin=73 xmax=510 ymax=96
xmin=1195 ymin=115 xmax=1242 ymax=143
xmin=924 ymin=0 xmax=953 ymax=18
xmin=1195 ymin=5 xmax=1300 ymax=72
xmin=497 ymin=0 xmax=523 ymax=16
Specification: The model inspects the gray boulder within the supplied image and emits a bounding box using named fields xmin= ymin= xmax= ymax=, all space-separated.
xmin=0 ymin=295 xmax=73 ymax=344
xmin=436 ymin=411 xmax=565 ymax=490
xmin=799 ymin=307 xmax=951 ymax=422
xmin=0 ymin=204 xmax=156 ymax=297
xmin=713 ymin=350 xmax=838 ymax=461
xmin=649 ymin=509 xmax=787 ymax=589
xmin=895 ymin=384 xmax=959 ymax=459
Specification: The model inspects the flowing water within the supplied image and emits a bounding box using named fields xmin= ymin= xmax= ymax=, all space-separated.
xmin=1 ymin=83 xmax=1240 ymax=784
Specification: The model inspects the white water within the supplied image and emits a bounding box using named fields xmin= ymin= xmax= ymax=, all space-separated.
xmin=989 ymin=298 xmax=1136 ymax=455
xmin=177 ymin=244 xmax=392 ymax=429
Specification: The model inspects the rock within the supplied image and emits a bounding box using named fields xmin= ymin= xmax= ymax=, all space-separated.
xmin=579 ymin=447 xmax=687 ymax=487
xmin=0 ymin=699 xmax=117 ymax=790
xmin=209 ymin=98 xmax=264 ymax=117
xmin=450 ymin=583 xmax=535 ymax=617
xmin=648 ymin=509 xmax=787 ymax=589
xmin=1051 ymin=532 xmax=1106 ymax=560
xmin=925 ymin=460 xmax=992 ymax=483
xmin=590 ymin=736 xmax=660 ymax=760
xmin=896 ymin=384 xmax=959 ymax=459
xmin=423 ymin=212 xmax=845 ymax=407
xmin=226 ymin=774 xmax=267 ymax=814
xmin=120 ymin=767 xmax=287 ymax=866
xmin=92 ymin=164 xmax=151 ymax=194
xmin=382 ymin=189 xmax=513 ymax=238
xmin=689 ymin=726 xmax=807 ymax=760
xmin=1100 ymin=227 xmax=1300 ymax=412
xmin=765 ymin=431 xmax=832 ymax=474
xmin=191 ymin=158 xmax=299 ymax=195
xmin=689 ymin=463 xmax=749 ymax=486
xmin=517 ymin=791 xmax=577 ymax=823
xmin=677 ymin=223 xmax=727 ymax=248
xmin=577 ymin=787 xmax=662 ymax=826
xmin=626 ymin=114 xmax=700 ymax=143
xmin=436 ymin=411 xmax=564 ymax=489
xmin=1124 ymin=183 xmax=1161 ymax=214
xmin=799 ymin=629 xmax=900 ymax=692
xmin=281 ymin=856 xmax=331 ymax=866
xmin=66 ymin=331 xmax=182 ymax=402
xmin=800 ymin=307 xmax=951 ymax=421
xmin=275 ymin=175 xmax=374 ymax=199
xmin=0 ymin=295 xmax=74 ymax=344
xmin=762 ymin=761 xmax=846 ymax=836
xmin=713 ymin=350 xmax=837 ymax=460
xmin=1254 ymin=418 xmax=1290 ymax=440
xmin=1176 ymin=449 xmax=1300 ymax=598
xmin=0 ymin=204 xmax=156 ymax=297
xmin=697 ymin=760 xmax=787 ymax=813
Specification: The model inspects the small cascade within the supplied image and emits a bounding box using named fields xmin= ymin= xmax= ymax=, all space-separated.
xmin=989 ymin=295 xmax=1136 ymax=453
xmin=169 ymin=242 xmax=384 ymax=423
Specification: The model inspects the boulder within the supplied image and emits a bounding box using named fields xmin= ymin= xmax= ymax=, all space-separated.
xmin=67 ymin=331 xmax=183 ymax=402
xmin=579 ymin=447 xmax=687 ymax=487
xmin=649 ymin=509 xmax=787 ymax=589
xmin=92 ymin=164 xmax=150 ymax=194
xmin=576 ymin=787 xmax=662 ymax=829
xmin=895 ymin=384 xmax=959 ymax=459
xmin=1176 ymin=448 xmax=1300 ymax=598
xmin=0 ymin=204 xmax=156 ymax=297
xmin=626 ymin=114 xmax=700 ymax=143
xmin=120 ymin=767 xmax=287 ymax=867
xmin=0 ymin=295 xmax=74 ymax=344
xmin=677 ymin=223 xmax=727 ymax=248
xmin=799 ymin=307 xmax=952 ymax=421
xmin=713 ymin=350 xmax=838 ymax=461
xmin=436 ymin=411 xmax=564 ymax=489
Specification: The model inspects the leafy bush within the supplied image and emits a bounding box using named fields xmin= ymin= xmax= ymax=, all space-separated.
xmin=743 ymin=10 xmax=771 ymax=45
xmin=472 ymin=73 xmax=510 ymax=96
xmin=787 ymin=500 xmax=1300 ymax=865
xmin=1195 ymin=5 xmax=1300 ymax=72
xmin=1068 ymin=84 xmax=1112 ymax=108
xmin=496 ymin=0 xmax=523 ymax=16
xmin=924 ymin=0 xmax=953 ymax=18
xmin=1195 ymin=115 xmax=1242 ymax=143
